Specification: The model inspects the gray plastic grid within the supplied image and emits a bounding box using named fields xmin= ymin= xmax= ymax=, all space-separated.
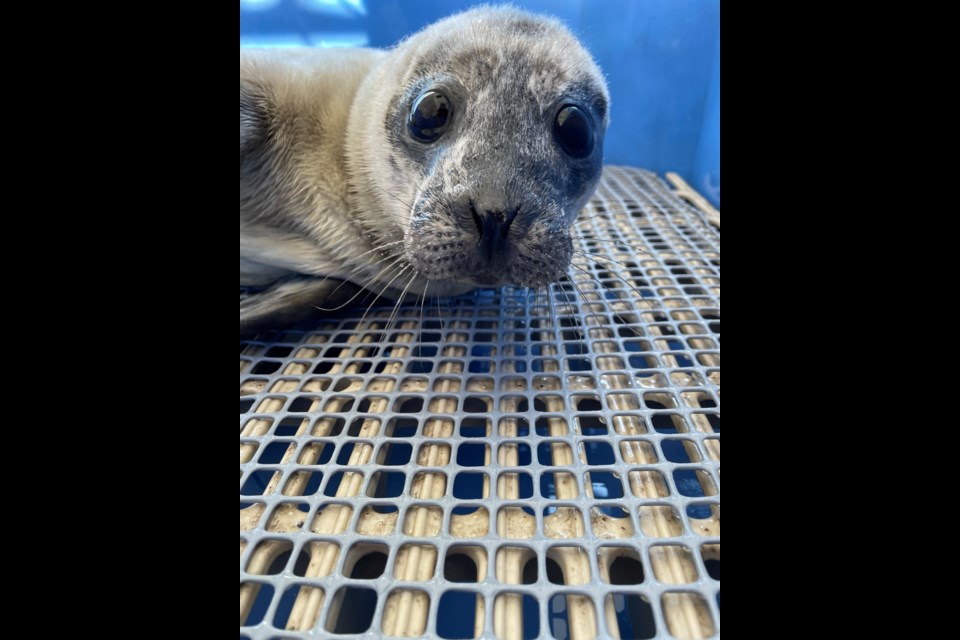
xmin=240 ymin=166 xmax=720 ymax=640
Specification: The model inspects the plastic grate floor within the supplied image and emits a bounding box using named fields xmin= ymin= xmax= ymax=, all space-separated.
xmin=240 ymin=166 xmax=720 ymax=640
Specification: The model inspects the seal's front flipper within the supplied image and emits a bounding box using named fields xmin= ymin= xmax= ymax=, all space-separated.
xmin=240 ymin=277 xmax=363 ymax=337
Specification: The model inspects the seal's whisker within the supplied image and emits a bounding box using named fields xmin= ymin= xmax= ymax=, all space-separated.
xmin=355 ymin=264 xmax=411 ymax=334
xmin=385 ymin=273 xmax=414 ymax=335
xmin=382 ymin=270 xmax=419 ymax=343
xmin=313 ymin=240 xmax=406 ymax=290
xmin=434 ymin=288 xmax=446 ymax=338
xmin=568 ymin=262 xmax=645 ymax=337
xmin=564 ymin=274 xmax=612 ymax=340
xmin=315 ymin=253 xmax=408 ymax=311
xmin=573 ymin=236 xmax=655 ymax=260
xmin=334 ymin=251 xmax=407 ymax=289
xmin=341 ymin=240 xmax=406 ymax=273
xmin=374 ymin=185 xmax=416 ymax=216
xmin=555 ymin=279 xmax=585 ymax=344
xmin=574 ymin=204 xmax=647 ymax=221
xmin=572 ymin=250 xmax=659 ymax=312
xmin=573 ymin=212 xmax=618 ymax=224
xmin=418 ymin=281 xmax=429 ymax=335
xmin=324 ymin=259 xmax=405 ymax=320
xmin=349 ymin=239 xmax=406 ymax=263
xmin=570 ymin=227 xmax=656 ymax=260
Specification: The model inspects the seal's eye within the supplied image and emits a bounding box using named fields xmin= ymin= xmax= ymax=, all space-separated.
xmin=409 ymin=91 xmax=452 ymax=142
xmin=553 ymin=105 xmax=594 ymax=158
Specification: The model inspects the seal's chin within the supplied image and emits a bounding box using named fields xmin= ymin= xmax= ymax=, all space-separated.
xmin=468 ymin=272 xmax=506 ymax=287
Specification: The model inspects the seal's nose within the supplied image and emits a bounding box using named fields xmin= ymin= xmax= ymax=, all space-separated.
xmin=470 ymin=202 xmax=518 ymax=260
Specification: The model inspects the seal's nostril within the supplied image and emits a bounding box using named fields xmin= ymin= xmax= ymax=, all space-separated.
xmin=469 ymin=203 xmax=518 ymax=260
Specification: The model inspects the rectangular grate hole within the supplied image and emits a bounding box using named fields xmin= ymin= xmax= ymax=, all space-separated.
xmin=494 ymin=593 xmax=540 ymax=639
xmin=240 ymin=469 xmax=274 ymax=496
xmin=628 ymin=470 xmax=670 ymax=499
xmin=540 ymin=471 xmax=579 ymax=499
xmin=240 ymin=582 xmax=273 ymax=627
xmin=357 ymin=504 xmax=397 ymax=532
xmin=701 ymin=543 xmax=720 ymax=581
xmin=385 ymin=416 xmax=419 ymax=437
xmin=453 ymin=472 xmax=489 ymax=500
xmin=598 ymin=546 xmax=646 ymax=585
xmin=606 ymin=592 xmax=657 ymax=639
xmin=543 ymin=505 xmax=584 ymax=534
xmin=638 ymin=505 xmax=684 ymax=538
xmin=457 ymin=443 xmax=490 ymax=466
xmin=586 ymin=471 xmax=624 ymax=499
xmin=660 ymin=438 xmax=701 ymax=463
xmin=345 ymin=542 xmax=389 ymax=579
xmin=403 ymin=505 xmax=443 ymax=536
xmin=498 ymin=506 xmax=536 ymax=539
xmin=377 ymin=442 xmax=413 ymax=465
xmin=325 ymin=586 xmax=377 ymax=634
xmin=687 ymin=503 xmax=720 ymax=536
xmin=590 ymin=505 xmax=635 ymax=538
xmin=450 ymin=506 xmax=490 ymax=538
xmin=313 ymin=503 xmax=353 ymax=535
xmin=383 ymin=589 xmax=430 ymax=636
xmin=495 ymin=546 xmax=536 ymax=584
xmin=673 ymin=468 xmax=714 ymax=497
xmin=497 ymin=471 xmax=533 ymax=498
xmin=546 ymin=546 xmax=591 ymax=585
xmin=548 ymin=592 xmax=598 ymax=640
xmin=367 ymin=471 xmax=406 ymax=498
xmin=296 ymin=439 xmax=335 ymax=465
xmin=649 ymin=544 xmax=698 ymax=584
xmin=245 ymin=539 xmax=293 ymax=576
xmin=437 ymin=591 xmax=483 ymax=639
xmin=445 ymin=547 xmax=486 ymax=583
xmin=266 ymin=502 xmax=309 ymax=532
xmin=538 ymin=442 xmax=574 ymax=466
xmin=272 ymin=583 xmax=324 ymax=631
xmin=395 ymin=543 xmax=439 ymax=580
xmin=661 ymin=591 xmax=715 ymax=639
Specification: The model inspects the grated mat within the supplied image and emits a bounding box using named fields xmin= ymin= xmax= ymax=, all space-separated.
xmin=240 ymin=166 xmax=720 ymax=640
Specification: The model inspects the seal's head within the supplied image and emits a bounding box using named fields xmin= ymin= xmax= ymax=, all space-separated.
xmin=348 ymin=6 xmax=609 ymax=290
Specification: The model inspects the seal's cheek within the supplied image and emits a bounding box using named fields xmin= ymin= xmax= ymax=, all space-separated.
xmin=563 ymin=142 xmax=604 ymax=208
xmin=508 ymin=219 xmax=574 ymax=286
xmin=403 ymin=195 xmax=484 ymax=283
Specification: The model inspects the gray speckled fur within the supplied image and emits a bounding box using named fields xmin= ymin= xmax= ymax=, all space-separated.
xmin=239 ymin=6 xmax=609 ymax=331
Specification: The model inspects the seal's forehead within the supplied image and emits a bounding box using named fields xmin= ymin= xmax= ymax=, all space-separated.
xmin=401 ymin=9 xmax=608 ymax=110
xmin=445 ymin=45 xmax=572 ymax=90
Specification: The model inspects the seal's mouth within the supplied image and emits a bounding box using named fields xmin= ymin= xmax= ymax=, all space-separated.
xmin=404 ymin=225 xmax=573 ymax=289
xmin=404 ymin=190 xmax=577 ymax=289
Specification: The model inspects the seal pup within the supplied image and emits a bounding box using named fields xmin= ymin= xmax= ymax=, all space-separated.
xmin=240 ymin=6 xmax=609 ymax=333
